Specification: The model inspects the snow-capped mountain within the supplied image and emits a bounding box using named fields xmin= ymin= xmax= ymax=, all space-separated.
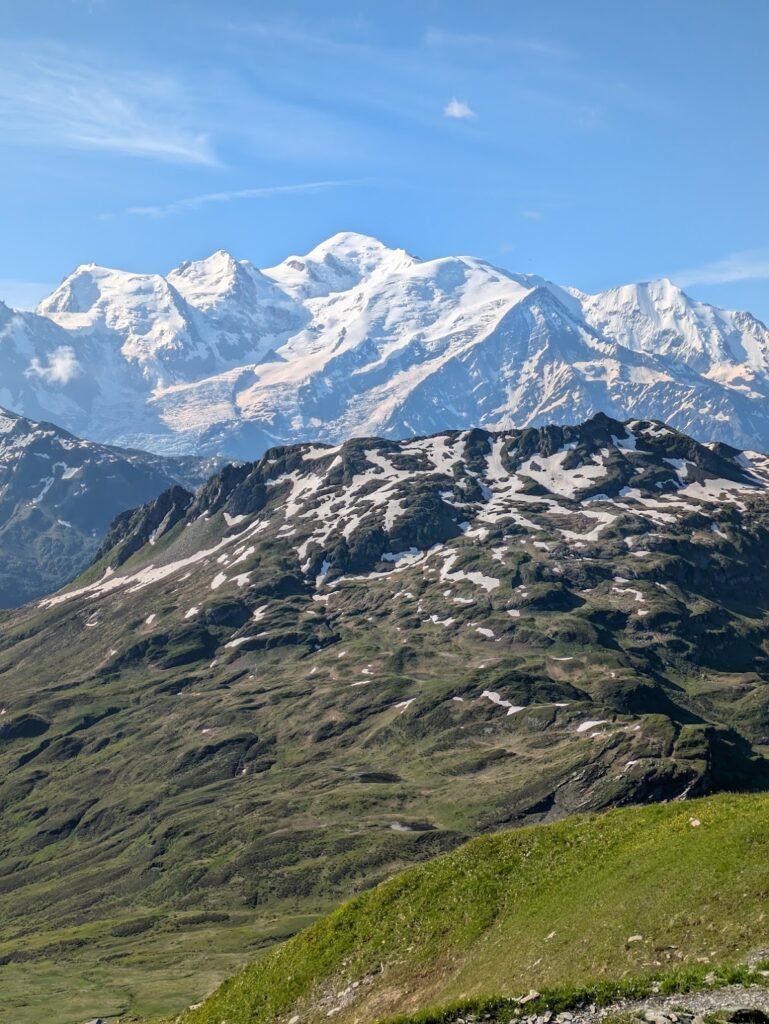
xmin=3 ymin=233 xmax=769 ymax=458
xmin=46 ymin=413 xmax=769 ymax=612
xmin=0 ymin=406 xmax=215 ymax=606
xmin=577 ymin=278 xmax=769 ymax=383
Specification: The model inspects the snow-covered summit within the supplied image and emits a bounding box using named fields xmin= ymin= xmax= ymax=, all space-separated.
xmin=168 ymin=249 xmax=252 ymax=309
xmin=578 ymin=277 xmax=769 ymax=382
xmin=0 ymin=233 xmax=766 ymax=457
xmin=263 ymin=231 xmax=419 ymax=299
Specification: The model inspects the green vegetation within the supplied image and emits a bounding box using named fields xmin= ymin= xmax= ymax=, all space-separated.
xmin=3 ymin=420 xmax=769 ymax=1019
xmin=181 ymin=793 xmax=769 ymax=1024
xmin=373 ymin=963 xmax=769 ymax=1024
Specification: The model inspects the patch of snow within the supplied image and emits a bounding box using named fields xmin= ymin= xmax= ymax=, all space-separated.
xmin=480 ymin=689 xmax=525 ymax=715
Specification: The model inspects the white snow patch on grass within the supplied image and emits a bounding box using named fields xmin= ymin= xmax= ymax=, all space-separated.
xmin=480 ymin=689 xmax=525 ymax=714
xmin=224 ymin=512 xmax=246 ymax=526
xmin=225 ymin=636 xmax=252 ymax=649
xmin=439 ymin=552 xmax=499 ymax=591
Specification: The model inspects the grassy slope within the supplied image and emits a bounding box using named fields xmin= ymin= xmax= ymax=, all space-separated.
xmin=182 ymin=792 xmax=769 ymax=1024
xmin=5 ymin=426 xmax=769 ymax=1020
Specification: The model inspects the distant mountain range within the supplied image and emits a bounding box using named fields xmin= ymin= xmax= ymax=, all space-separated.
xmin=4 ymin=413 xmax=769 ymax=1015
xmin=0 ymin=407 xmax=215 ymax=606
xmin=2 ymin=233 xmax=769 ymax=458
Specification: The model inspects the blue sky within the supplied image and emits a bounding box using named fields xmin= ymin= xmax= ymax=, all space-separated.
xmin=2 ymin=0 xmax=768 ymax=319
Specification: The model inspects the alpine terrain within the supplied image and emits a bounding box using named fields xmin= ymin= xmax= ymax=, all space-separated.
xmin=3 ymin=234 xmax=769 ymax=458
xmin=181 ymin=791 xmax=769 ymax=1024
xmin=3 ymin=413 xmax=769 ymax=1021
xmin=0 ymin=407 xmax=215 ymax=606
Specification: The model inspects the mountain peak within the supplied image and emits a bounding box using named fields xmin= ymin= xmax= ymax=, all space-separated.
xmin=174 ymin=248 xmax=240 ymax=274
xmin=264 ymin=231 xmax=418 ymax=298
xmin=37 ymin=264 xmax=107 ymax=315
xmin=37 ymin=262 xmax=175 ymax=319
xmin=639 ymin=277 xmax=690 ymax=303
xmin=13 ymin=235 xmax=769 ymax=458
xmin=595 ymin=277 xmax=688 ymax=307
xmin=167 ymin=249 xmax=255 ymax=310
xmin=307 ymin=230 xmax=399 ymax=257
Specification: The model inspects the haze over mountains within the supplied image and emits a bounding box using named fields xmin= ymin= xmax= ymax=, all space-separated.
xmin=2 ymin=232 xmax=769 ymax=459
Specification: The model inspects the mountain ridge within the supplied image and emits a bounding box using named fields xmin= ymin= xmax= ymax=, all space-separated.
xmin=3 ymin=233 xmax=769 ymax=457
xmin=3 ymin=412 xmax=769 ymax=1018
xmin=0 ymin=405 xmax=215 ymax=606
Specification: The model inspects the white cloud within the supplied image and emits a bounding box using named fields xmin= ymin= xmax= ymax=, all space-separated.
xmin=26 ymin=346 xmax=81 ymax=386
xmin=0 ymin=42 xmax=216 ymax=165
xmin=443 ymin=97 xmax=476 ymax=120
xmin=127 ymin=179 xmax=363 ymax=218
xmin=674 ymin=250 xmax=769 ymax=287
xmin=521 ymin=210 xmax=542 ymax=221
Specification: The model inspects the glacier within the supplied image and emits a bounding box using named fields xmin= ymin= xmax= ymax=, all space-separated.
xmin=1 ymin=231 xmax=768 ymax=458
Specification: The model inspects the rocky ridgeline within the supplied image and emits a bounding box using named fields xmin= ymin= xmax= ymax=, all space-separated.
xmin=0 ymin=405 xmax=214 ymax=605
xmin=455 ymin=991 xmax=769 ymax=1024
xmin=513 ymin=1000 xmax=769 ymax=1024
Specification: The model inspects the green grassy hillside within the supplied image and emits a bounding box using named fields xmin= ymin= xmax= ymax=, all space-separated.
xmin=181 ymin=792 xmax=769 ymax=1024
xmin=5 ymin=419 xmax=769 ymax=1020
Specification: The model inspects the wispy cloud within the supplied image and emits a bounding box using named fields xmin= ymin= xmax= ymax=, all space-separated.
xmin=126 ymin=179 xmax=364 ymax=218
xmin=443 ymin=98 xmax=476 ymax=120
xmin=425 ymin=28 xmax=570 ymax=60
xmin=0 ymin=41 xmax=216 ymax=165
xmin=521 ymin=209 xmax=543 ymax=221
xmin=675 ymin=250 xmax=769 ymax=287
xmin=231 ymin=17 xmax=376 ymax=57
